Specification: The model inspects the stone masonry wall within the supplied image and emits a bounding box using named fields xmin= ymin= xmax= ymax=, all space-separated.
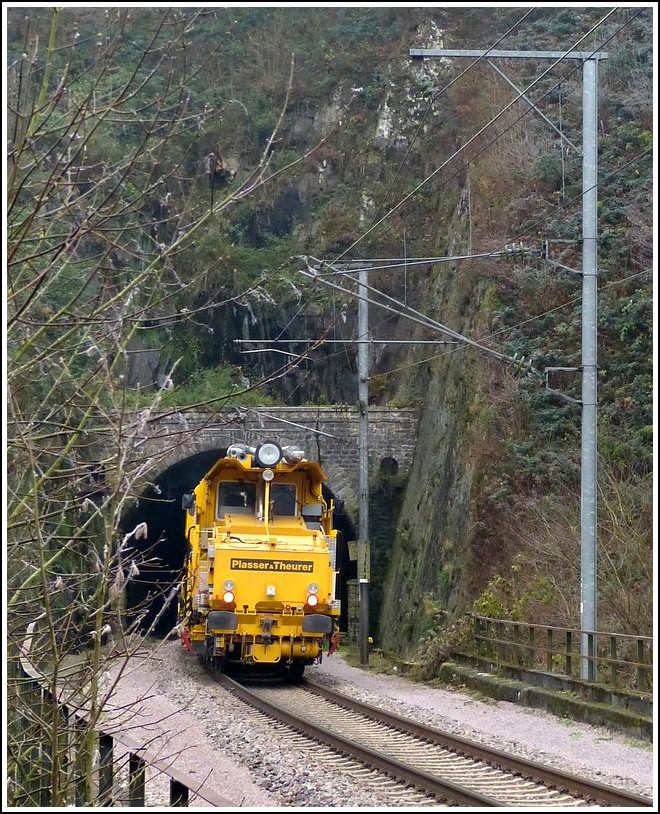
xmin=130 ymin=405 xmax=419 ymax=522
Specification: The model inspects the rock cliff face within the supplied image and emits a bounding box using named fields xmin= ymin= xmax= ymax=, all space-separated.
xmin=378 ymin=201 xmax=490 ymax=659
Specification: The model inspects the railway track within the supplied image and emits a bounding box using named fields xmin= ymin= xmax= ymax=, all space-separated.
xmin=208 ymin=667 xmax=653 ymax=807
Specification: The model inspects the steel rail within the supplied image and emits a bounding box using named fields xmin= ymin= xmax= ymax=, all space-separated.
xmin=304 ymin=677 xmax=653 ymax=808
xmin=213 ymin=670 xmax=502 ymax=806
xmin=208 ymin=664 xmax=652 ymax=808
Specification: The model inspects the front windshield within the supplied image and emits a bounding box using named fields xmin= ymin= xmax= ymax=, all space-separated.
xmin=270 ymin=483 xmax=297 ymax=516
xmin=217 ymin=481 xmax=256 ymax=517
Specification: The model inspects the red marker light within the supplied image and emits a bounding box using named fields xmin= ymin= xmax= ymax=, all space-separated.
xmin=222 ymin=590 xmax=235 ymax=604
xmin=306 ymin=594 xmax=319 ymax=607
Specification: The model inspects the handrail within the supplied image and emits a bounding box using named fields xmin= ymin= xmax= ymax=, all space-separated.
xmin=467 ymin=614 xmax=653 ymax=696
xmin=470 ymin=615 xmax=653 ymax=641
xmin=16 ymin=616 xmax=232 ymax=807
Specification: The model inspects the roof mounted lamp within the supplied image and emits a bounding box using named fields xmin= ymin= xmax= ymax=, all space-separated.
xmin=254 ymin=441 xmax=282 ymax=468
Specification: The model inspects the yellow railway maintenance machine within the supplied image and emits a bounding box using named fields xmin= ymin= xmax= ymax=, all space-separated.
xmin=179 ymin=441 xmax=340 ymax=678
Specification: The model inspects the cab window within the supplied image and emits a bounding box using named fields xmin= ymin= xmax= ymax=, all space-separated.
xmin=217 ymin=481 xmax=256 ymax=517
xmin=270 ymin=483 xmax=297 ymax=516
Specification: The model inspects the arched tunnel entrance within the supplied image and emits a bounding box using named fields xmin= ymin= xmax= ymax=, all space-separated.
xmin=121 ymin=448 xmax=357 ymax=637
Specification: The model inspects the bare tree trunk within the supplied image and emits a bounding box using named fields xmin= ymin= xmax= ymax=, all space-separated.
xmin=6 ymin=8 xmax=339 ymax=804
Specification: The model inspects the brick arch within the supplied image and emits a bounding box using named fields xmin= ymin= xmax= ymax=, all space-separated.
xmin=144 ymin=433 xmax=231 ymax=476
xmin=129 ymin=405 xmax=419 ymax=520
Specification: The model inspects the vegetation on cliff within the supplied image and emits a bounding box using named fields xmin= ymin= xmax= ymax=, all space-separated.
xmin=7 ymin=5 xmax=653 ymax=721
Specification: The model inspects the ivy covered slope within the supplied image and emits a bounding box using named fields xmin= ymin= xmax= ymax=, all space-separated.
xmin=444 ymin=8 xmax=653 ymax=640
xmin=7 ymin=7 xmax=652 ymax=647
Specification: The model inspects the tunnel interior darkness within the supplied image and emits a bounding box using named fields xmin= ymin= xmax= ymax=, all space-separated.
xmin=121 ymin=448 xmax=356 ymax=637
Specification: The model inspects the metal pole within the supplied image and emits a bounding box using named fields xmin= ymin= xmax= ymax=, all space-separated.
xmin=410 ymin=47 xmax=605 ymax=682
xmin=581 ymin=57 xmax=598 ymax=680
xmin=358 ymin=267 xmax=370 ymax=665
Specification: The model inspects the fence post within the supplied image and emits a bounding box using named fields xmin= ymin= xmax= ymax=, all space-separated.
xmin=37 ymin=687 xmax=52 ymax=807
xmin=129 ymin=753 xmax=146 ymax=806
xmin=637 ymin=639 xmax=646 ymax=693
xmin=73 ymin=716 xmax=90 ymax=806
xmin=609 ymin=637 xmax=617 ymax=688
xmin=16 ymin=677 xmax=48 ymax=806
xmin=527 ymin=626 xmax=535 ymax=669
xmin=497 ymin=621 xmax=505 ymax=663
xmin=57 ymin=704 xmax=70 ymax=806
xmin=512 ymin=623 xmax=520 ymax=665
xmin=98 ymin=734 xmax=114 ymax=806
xmin=566 ymin=630 xmax=573 ymax=676
xmin=170 ymin=778 xmax=189 ymax=806
xmin=546 ymin=628 xmax=553 ymax=673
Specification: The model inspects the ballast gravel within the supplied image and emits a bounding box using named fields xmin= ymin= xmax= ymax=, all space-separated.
xmin=103 ymin=637 xmax=655 ymax=808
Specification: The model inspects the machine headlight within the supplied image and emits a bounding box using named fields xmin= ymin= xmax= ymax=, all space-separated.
xmin=223 ymin=579 xmax=235 ymax=591
xmin=306 ymin=594 xmax=319 ymax=607
xmin=307 ymin=583 xmax=319 ymax=595
xmin=222 ymin=590 xmax=235 ymax=604
xmin=255 ymin=441 xmax=282 ymax=467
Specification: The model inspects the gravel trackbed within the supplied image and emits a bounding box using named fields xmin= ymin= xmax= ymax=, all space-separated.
xmin=103 ymin=638 xmax=655 ymax=808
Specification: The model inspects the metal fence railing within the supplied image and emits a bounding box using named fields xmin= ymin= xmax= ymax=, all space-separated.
xmin=468 ymin=615 xmax=653 ymax=696
xmin=11 ymin=616 xmax=231 ymax=807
